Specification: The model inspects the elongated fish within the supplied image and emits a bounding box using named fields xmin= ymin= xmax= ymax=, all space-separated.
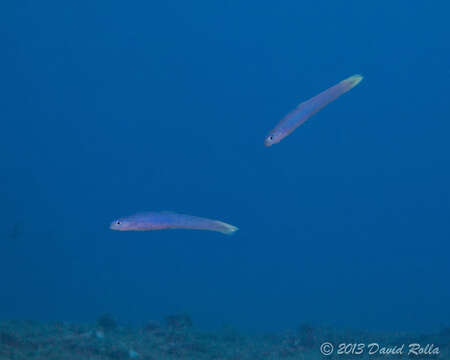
xmin=109 ymin=211 xmax=238 ymax=235
xmin=264 ymin=74 xmax=363 ymax=146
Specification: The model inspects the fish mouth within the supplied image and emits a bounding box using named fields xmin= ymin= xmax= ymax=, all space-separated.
xmin=264 ymin=134 xmax=277 ymax=147
xmin=109 ymin=222 xmax=122 ymax=230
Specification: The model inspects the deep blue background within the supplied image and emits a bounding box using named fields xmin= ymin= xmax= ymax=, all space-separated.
xmin=1 ymin=1 xmax=449 ymax=332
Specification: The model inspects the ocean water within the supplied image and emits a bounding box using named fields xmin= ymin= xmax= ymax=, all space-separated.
xmin=1 ymin=0 xmax=449 ymax=337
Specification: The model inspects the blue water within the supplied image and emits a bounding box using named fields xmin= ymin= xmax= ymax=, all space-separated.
xmin=1 ymin=1 xmax=449 ymax=333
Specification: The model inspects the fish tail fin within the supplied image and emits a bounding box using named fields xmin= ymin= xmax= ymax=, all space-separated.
xmin=217 ymin=221 xmax=239 ymax=235
xmin=344 ymin=74 xmax=364 ymax=88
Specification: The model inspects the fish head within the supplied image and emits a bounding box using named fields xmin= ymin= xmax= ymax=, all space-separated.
xmin=109 ymin=217 xmax=135 ymax=231
xmin=264 ymin=132 xmax=281 ymax=147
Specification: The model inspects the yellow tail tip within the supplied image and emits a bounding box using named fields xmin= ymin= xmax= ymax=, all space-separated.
xmin=224 ymin=224 xmax=239 ymax=235
xmin=218 ymin=222 xmax=239 ymax=235
xmin=345 ymin=74 xmax=364 ymax=87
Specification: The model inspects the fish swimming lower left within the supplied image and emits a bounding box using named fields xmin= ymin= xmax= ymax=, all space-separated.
xmin=264 ymin=74 xmax=363 ymax=146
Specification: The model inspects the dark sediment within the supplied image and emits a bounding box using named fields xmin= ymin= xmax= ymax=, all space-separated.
xmin=0 ymin=317 xmax=448 ymax=359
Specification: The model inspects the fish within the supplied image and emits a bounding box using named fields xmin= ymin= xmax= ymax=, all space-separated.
xmin=264 ymin=74 xmax=363 ymax=146
xmin=109 ymin=211 xmax=238 ymax=235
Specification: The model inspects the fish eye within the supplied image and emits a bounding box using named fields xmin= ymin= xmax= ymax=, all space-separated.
xmin=116 ymin=221 xmax=121 ymax=225
xmin=268 ymin=135 xmax=273 ymax=141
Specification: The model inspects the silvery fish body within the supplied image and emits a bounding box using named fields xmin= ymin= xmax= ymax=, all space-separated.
xmin=264 ymin=75 xmax=363 ymax=146
xmin=110 ymin=211 xmax=238 ymax=235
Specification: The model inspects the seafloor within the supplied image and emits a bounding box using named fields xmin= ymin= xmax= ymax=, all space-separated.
xmin=0 ymin=315 xmax=448 ymax=359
